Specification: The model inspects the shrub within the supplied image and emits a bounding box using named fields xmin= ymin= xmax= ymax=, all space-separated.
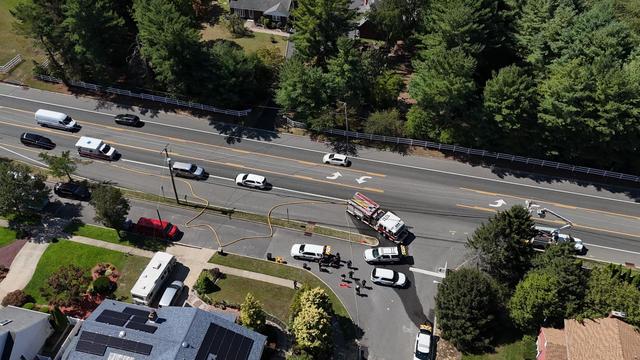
xmin=23 ymin=302 xmax=35 ymax=310
xmin=92 ymin=276 xmax=115 ymax=295
xmin=2 ymin=290 xmax=35 ymax=307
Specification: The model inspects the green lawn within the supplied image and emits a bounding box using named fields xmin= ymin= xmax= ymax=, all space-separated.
xmin=204 ymin=273 xmax=296 ymax=322
xmin=64 ymin=221 xmax=166 ymax=251
xmin=23 ymin=240 xmax=149 ymax=304
xmin=0 ymin=227 xmax=17 ymax=248
xmin=0 ymin=0 xmax=59 ymax=90
xmin=201 ymin=23 xmax=287 ymax=55
xmin=462 ymin=336 xmax=536 ymax=360
xmin=210 ymin=253 xmax=348 ymax=318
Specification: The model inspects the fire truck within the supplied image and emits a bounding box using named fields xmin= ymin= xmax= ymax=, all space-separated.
xmin=346 ymin=192 xmax=408 ymax=243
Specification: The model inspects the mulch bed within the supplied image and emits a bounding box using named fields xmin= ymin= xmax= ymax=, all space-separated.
xmin=0 ymin=239 xmax=28 ymax=268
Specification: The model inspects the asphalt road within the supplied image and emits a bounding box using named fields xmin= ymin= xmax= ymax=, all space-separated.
xmin=1 ymin=83 xmax=639 ymax=359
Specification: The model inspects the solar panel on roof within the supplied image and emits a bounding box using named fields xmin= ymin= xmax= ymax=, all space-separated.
xmin=123 ymin=307 xmax=150 ymax=318
xmin=102 ymin=309 xmax=132 ymax=321
xmin=195 ymin=323 xmax=254 ymax=360
xmin=126 ymin=321 xmax=158 ymax=333
xmin=96 ymin=313 xmax=128 ymax=326
xmin=129 ymin=315 xmax=148 ymax=324
xmin=76 ymin=340 xmax=106 ymax=356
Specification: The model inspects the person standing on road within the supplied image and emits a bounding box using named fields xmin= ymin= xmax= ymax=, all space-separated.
xmin=361 ymin=279 xmax=366 ymax=288
xmin=347 ymin=260 xmax=352 ymax=269
xmin=349 ymin=270 xmax=354 ymax=279
xmin=355 ymin=285 xmax=361 ymax=295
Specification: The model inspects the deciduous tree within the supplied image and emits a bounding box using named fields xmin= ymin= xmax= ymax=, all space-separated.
xmin=367 ymin=0 xmax=424 ymax=44
xmin=41 ymin=265 xmax=91 ymax=307
xmin=435 ymin=268 xmax=501 ymax=352
xmin=0 ymin=162 xmax=49 ymax=218
xmin=364 ymin=109 xmax=404 ymax=137
xmin=39 ymin=151 xmax=78 ymax=182
xmin=466 ymin=205 xmax=536 ymax=288
xmin=291 ymin=303 xmax=333 ymax=356
xmin=275 ymin=58 xmax=332 ymax=120
xmin=89 ymin=184 xmax=130 ymax=233
xmin=581 ymin=264 xmax=640 ymax=326
xmin=509 ymin=269 xmax=563 ymax=333
xmin=240 ymin=293 xmax=266 ymax=332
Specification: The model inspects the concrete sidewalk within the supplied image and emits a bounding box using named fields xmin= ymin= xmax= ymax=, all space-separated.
xmin=67 ymin=235 xmax=295 ymax=290
xmin=0 ymin=242 xmax=49 ymax=302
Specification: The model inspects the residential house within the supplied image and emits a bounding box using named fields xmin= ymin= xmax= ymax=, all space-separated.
xmin=230 ymin=0 xmax=292 ymax=27
xmin=60 ymin=300 xmax=266 ymax=359
xmin=0 ymin=305 xmax=54 ymax=360
xmin=537 ymin=317 xmax=640 ymax=360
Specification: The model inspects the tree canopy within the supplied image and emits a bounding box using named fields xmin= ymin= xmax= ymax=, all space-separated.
xmin=0 ymin=162 xmax=49 ymax=218
xmin=89 ymin=184 xmax=130 ymax=232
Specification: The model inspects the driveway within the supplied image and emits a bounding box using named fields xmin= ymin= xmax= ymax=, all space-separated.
xmin=0 ymin=242 xmax=49 ymax=302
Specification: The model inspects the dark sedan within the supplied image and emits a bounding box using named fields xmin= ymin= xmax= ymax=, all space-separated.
xmin=114 ymin=114 xmax=141 ymax=126
xmin=20 ymin=132 xmax=55 ymax=150
xmin=54 ymin=182 xmax=91 ymax=201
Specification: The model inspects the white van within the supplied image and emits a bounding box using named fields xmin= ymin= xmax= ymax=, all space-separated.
xmin=35 ymin=109 xmax=78 ymax=131
xmin=75 ymin=136 xmax=118 ymax=161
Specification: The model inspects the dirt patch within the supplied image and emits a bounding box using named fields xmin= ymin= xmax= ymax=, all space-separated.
xmin=408 ymin=146 xmax=449 ymax=159
xmin=436 ymin=338 xmax=462 ymax=360
xmin=0 ymin=239 xmax=28 ymax=268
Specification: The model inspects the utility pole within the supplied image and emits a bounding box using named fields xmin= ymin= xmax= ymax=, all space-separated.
xmin=162 ymin=145 xmax=180 ymax=204
xmin=343 ymin=101 xmax=349 ymax=153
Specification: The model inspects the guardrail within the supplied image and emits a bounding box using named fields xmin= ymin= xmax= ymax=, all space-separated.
xmin=0 ymin=54 xmax=23 ymax=74
xmin=36 ymin=75 xmax=251 ymax=117
xmin=323 ymin=128 xmax=640 ymax=183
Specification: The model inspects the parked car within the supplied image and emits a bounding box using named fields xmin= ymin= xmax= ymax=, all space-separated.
xmin=290 ymin=243 xmax=331 ymax=261
xmin=171 ymin=162 xmax=206 ymax=180
xmin=363 ymin=245 xmax=407 ymax=264
xmin=322 ymin=153 xmax=350 ymax=166
xmin=54 ymin=182 xmax=91 ymax=201
xmin=128 ymin=217 xmax=180 ymax=241
xmin=158 ymin=280 xmax=184 ymax=307
xmin=114 ymin=114 xmax=141 ymax=126
xmin=235 ymin=173 xmax=267 ymax=189
xmin=370 ymin=267 xmax=407 ymax=287
xmin=414 ymin=323 xmax=434 ymax=360
xmin=20 ymin=132 xmax=56 ymax=150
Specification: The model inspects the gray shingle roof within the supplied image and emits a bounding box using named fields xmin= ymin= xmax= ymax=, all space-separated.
xmin=62 ymin=301 xmax=266 ymax=360
xmin=230 ymin=0 xmax=292 ymax=16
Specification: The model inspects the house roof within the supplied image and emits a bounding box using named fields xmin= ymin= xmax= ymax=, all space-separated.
xmin=0 ymin=305 xmax=50 ymax=334
xmin=541 ymin=327 xmax=568 ymax=360
xmin=230 ymin=0 xmax=292 ymax=16
xmin=564 ymin=318 xmax=640 ymax=360
xmin=62 ymin=301 xmax=266 ymax=360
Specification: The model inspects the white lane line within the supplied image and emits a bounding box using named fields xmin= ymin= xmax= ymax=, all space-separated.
xmin=0 ymin=145 xmax=49 ymax=167
xmin=584 ymin=243 xmax=640 ymax=255
xmin=409 ymin=267 xmax=446 ymax=279
xmin=121 ymin=158 xmax=344 ymax=202
xmin=2 ymin=92 xmax=637 ymax=206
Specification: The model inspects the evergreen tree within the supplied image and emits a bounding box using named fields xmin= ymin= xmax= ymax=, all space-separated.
xmin=275 ymin=58 xmax=332 ymax=120
xmin=291 ymin=304 xmax=333 ymax=356
xmin=581 ymin=264 xmax=640 ymax=327
xmin=367 ymin=0 xmax=424 ymax=44
xmin=466 ymin=205 xmax=536 ymax=288
xmin=61 ymin=0 xmax=128 ymax=79
xmin=435 ymin=268 xmax=501 ymax=352
xmin=291 ymin=0 xmax=356 ymax=64
xmin=325 ymin=38 xmax=371 ymax=108
xmin=240 ymin=293 xmax=266 ymax=332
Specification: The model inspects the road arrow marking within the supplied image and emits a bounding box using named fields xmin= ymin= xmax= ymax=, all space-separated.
xmin=489 ymin=199 xmax=507 ymax=208
xmin=326 ymin=172 xmax=342 ymax=180
xmin=355 ymin=176 xmax=372 ymax=184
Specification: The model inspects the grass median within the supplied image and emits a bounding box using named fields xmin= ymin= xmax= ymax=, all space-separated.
xmin=0 ymin=227 xmax=17 ymax=248
xmin=122 ymin=189 xmax=377 ymax=245
xmin=64 ymin=220 xmax=166 ymax=251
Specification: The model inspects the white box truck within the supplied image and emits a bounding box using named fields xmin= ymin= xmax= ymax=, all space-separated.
xmin=35 ymin=109 xmax=78 ymax=131
xmin=75 ymin=136 xmax=118 ymax=161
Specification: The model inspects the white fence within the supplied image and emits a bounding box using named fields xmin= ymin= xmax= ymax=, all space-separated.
xmin=37 ymin=75 xmax=251 ymax=117
xmin=0 ymin=55 xmax=23 ymax=74
xmin=318 ymin=127 xmax=640 ymax=183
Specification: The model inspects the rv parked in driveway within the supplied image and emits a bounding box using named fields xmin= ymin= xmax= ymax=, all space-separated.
xmin=131 ymin=252 xmax=176 ymax=306
xmin=75 ymin=136 xmax=118 ymax=161
xmin=35 ymin=109 xmax=79 ymax=131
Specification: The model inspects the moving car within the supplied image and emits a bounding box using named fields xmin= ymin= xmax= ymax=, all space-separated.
xmin=35 ymin=109 xmax=79 ymax=131
xmin=128 ymin=217 xmax=180 ymax=241
xmin=235 ymin=173 xmax=267 ymax=189
xmin=531 ymin=225 xmax=585 ymax=254
xmin=54 ymin=182 xmax=91 ymax=201
xmin=414 ymin=323 xmax=433 ymax=360
xmin=114 ymin=114 xmax=141 ymax=126
xmin=291 ymin=243 xmax=331 ymax=261
xmin=171 ymin=162 xmax=206 ymax=180
xmin=158 ymin=280 xmax=184 ymax=307
xmin=20 ymin=132 xmax=55 ymax=150
xmin=323 ymin=153 xmax=350 ymax=166
xmin=363 ymin=245 xmax=407 ymax=264
xmin=370 ymin=267 xmax=407 ymax=287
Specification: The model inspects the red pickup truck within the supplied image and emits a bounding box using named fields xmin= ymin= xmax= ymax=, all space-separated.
xmin=129 ymin=217 xmax=180 ymax=241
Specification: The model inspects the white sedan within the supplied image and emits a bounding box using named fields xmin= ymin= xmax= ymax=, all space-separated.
xmin=235 ymin=173 xmax=267 ymax=189
xmin=370 ymin=267 xmax=407 ymax=287
xmin=322 ymin=153 xmax=350 ymax=166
